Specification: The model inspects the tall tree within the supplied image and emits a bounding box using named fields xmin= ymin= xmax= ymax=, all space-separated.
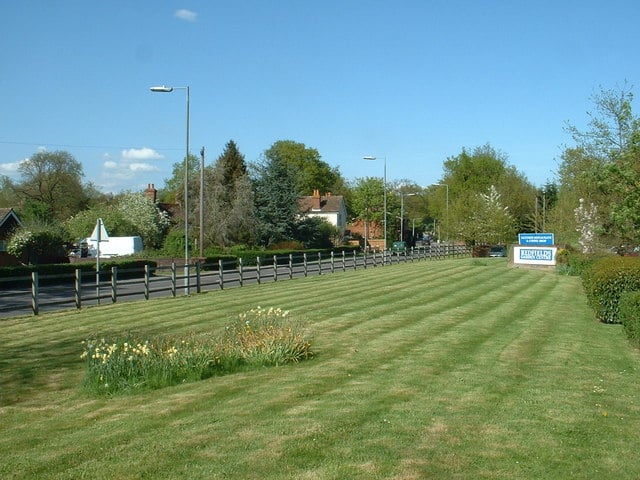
xmin=65 ymin=192 xmax=170 ymax=249
xmin=0 ymin=175 xmax=18 ymax=207
xmin=452 ymin=185 xmax=516 ymax=245
xmin=349 ymin=177 xmax=386 ymax=230
xmin=565 ymin=83 xmax=640 ymax=159
xmin=252 ymin=149 xmax=301 ymax=247
xmin=202 ymin=141 xmax=255 ymax=247
xmin=13 ymin=150 xmax=89 ymax=221
xmin=434 ymin=144 xmax=536 ymax=240
xmin=554 ymin=84 xmax=640 ymax=249
xmin=263 ymin=140 xmax=345 ymax=196
xmin=160 ymin=152 xmax=201 ymax=205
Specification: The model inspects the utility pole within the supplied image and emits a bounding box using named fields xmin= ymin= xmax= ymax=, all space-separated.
xmin=199 ymin=146 xmax=205 ymax=258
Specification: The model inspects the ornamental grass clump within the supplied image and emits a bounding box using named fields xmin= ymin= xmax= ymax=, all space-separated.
xmin=81 ymin=307 xmax=313 ymax=395
xmin=81 ymin=334 xmax=222 ymax=395
xmin=221 ymin=306 xmax=313 ymax=366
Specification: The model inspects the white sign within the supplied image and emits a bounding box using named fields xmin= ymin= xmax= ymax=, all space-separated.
xmin=90 ymin=218 xmax=109 ymax=242
xmin=513 ymin=246 xmax=557 ymax=266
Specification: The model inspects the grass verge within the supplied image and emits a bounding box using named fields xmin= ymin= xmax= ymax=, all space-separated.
xmin=2 ymin=258 xmax=640 ymax=479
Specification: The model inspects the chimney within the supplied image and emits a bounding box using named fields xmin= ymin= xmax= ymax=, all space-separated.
xmin=312 ymin=189 xmax=321 ymax=210
xmin=145 ymin=183 xmax=157 ymax=203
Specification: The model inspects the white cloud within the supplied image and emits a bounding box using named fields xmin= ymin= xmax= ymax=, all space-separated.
xmin=0 ymin=158 xmax=28 ymax=176
xmin=129 ymin=162 xmax=159 ymax=172
xmin=98 ymin=148 xmax=165 ymax=192
xmin=121 ymin=147 xmax=164 ymax=161
xmin=174 ymin=9 xmax=197 ymax=22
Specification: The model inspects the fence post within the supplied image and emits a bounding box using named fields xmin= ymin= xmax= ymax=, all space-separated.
xmin=96 ymin=267 xmax=101 ymax=305
xmin=353 ymin=250 xmax=357 ymax=270
xmin=303 ymin=253 xmax=308 ymax=277
xmin=219 ymin=259 xmax=224 ymax=289
xmin=239 ymin=257 xmax=244 ymax=287
xmin=330 ymin=251 xmax=335 ymax=273
xmin=342 ymin=250 xmax=346 ymax=272
xmin=273 ymin=255 xmax=278 ymax=281
xmin=289 ymin=254 xmax=293 ymax=279
xmin=363 ymin=250 xmax=367 ymax=269
xmin=144 ymin=264 xmax=150 ymax=300
xmin=111 ymin=266 xmax=118 ymax=303
xmin=257 ymin=257 xmax=261 ymax=284
xmin=75 ymin=269 xmax=82 ymax=309
xmin=31 ymin=271 xmax=39 ymax=316
xmin=171 ymin=262 xmax=177 ymax=297
xmin=196 ymin=261 xmax=201 ymax=294
xmin=318 ymin=252 xmax=322 ymax=275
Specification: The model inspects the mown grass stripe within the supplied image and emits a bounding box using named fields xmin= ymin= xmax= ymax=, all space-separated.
xmin=3 ymin=259 xmax=640 ymax=479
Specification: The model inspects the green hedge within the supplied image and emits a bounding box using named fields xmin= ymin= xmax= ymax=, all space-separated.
xmin=555 ymin=249 xmax=612 ymax=276
xmin=619 ymin=290 xmax=640 ymax=345
xmin=0 ymin=260 xmax=157 ymax=287
xmin=582 ymin=256 xmax=640 ymax=323
xmin=228 ymin=246 xmax=359 ymax=268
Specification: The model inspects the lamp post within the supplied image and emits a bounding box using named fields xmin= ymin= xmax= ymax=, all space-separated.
xmin=150 ymin=85 xmax=190 ymax=294
xmin=200 ymin=146 xmax=205 ymax=259
xmin=363 ymin=156 xmax=387 ymax=251
xmin=432 ymin=183 xmax=448 ymax=243
xmin=399 ymin=192 xmax=417 ymax=242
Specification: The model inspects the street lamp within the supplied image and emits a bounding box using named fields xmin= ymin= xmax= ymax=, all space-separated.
xmin=363 ymin=156 xmax=387 ymax=251
xmin=150 ymin=85 xmax=190 ymax=294
xmin=399 ymin=192 xmax=417 ymax=242
xmin=432 ymin=183 xmax=448 ymax=243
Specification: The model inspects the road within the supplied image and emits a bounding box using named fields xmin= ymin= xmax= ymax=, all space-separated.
xmin=0 ymin=246 xmax=467 ymax=318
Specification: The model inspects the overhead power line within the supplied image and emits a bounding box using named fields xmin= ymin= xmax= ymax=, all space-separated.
xmin=0 ymin=140 xmax=182 ymax=151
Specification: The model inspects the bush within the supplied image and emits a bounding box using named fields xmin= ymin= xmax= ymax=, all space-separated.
xmin=0 ymin=260 xmax=156 ymax=289
xmin=582 ymin=256 xmax=640 ymax=323
xmin=619 ymin=291 xmax=640 ymax=345
xmin=7 ymin=227 xmax=69 ymax=264
xmin=81 ymin=334 xmax=221 ymax=395
xmin=556 ymin=248 xmax=611 ymax=276
xmin=221 ymin=306 xmax=313 ymax=366
xmin=81 ymin=307 xmax=313 ymax=395
xmin=161 ymin=229 xmax=187 ymax=258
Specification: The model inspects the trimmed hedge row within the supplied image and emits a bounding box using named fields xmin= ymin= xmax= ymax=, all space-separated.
xmin=582 ymin=256 xmax=640 ymax=324
xmin=0 ymin=260 xmax=157 ymax=287
xmin=556 ymin=249 xmax=611 ymax=276
xmin=619 ymin=291 xmax=640 ymax=345
xmin=219 ymin=246 xmax=360 ymax=268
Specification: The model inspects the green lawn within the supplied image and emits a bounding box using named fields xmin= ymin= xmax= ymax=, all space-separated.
xmin=2 ymin=258 xmax=640 ymax=479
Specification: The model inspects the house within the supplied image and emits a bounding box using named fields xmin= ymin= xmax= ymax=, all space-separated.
xmin=145 ymin=183 xmax=180 ymax=218
xmin=299 ymin=190 xmax=348 ymax=236
xmin=0 ymin=208 xmax=23 ymax=266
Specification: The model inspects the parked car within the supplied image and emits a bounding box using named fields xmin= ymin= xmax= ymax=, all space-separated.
xmin=391 ymin=241 xmax=407 ymax=254
xmin=489 ymin=245 xmax=507 ymax=257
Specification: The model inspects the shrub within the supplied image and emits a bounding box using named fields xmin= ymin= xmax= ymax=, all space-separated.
xmin=582 ymin=256 xmax=640 ymax=323
xmin=81 ymin=307 xmax=313 ymax=395
xmin=7 ymin=226 xmax=69 ymax=264
xmin=81 ymin=334 xmax=222 ymax=395
xmin=161 ymin=229 xmax=188 ymax=257
xmin=619 ymin=291 xmax=640 ymax=345
xmin=268 ymin=240 xmax=305 ymax=250
xmin=221 ymin=306 xmax=313 ymax=366
xmin=556 ymin=248 xmax=611 ymax=276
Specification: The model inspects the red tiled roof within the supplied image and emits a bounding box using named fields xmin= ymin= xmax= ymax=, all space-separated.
xmin=298 ymin=195 xmax=345 ymax=213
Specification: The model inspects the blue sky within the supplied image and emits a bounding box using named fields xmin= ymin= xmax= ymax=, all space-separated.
xmin=1 ymin=1 xmax=639 ymax=193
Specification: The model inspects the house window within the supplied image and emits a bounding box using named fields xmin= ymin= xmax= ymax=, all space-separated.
xmin=0 ymin=240 xmax=6 ymax=252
